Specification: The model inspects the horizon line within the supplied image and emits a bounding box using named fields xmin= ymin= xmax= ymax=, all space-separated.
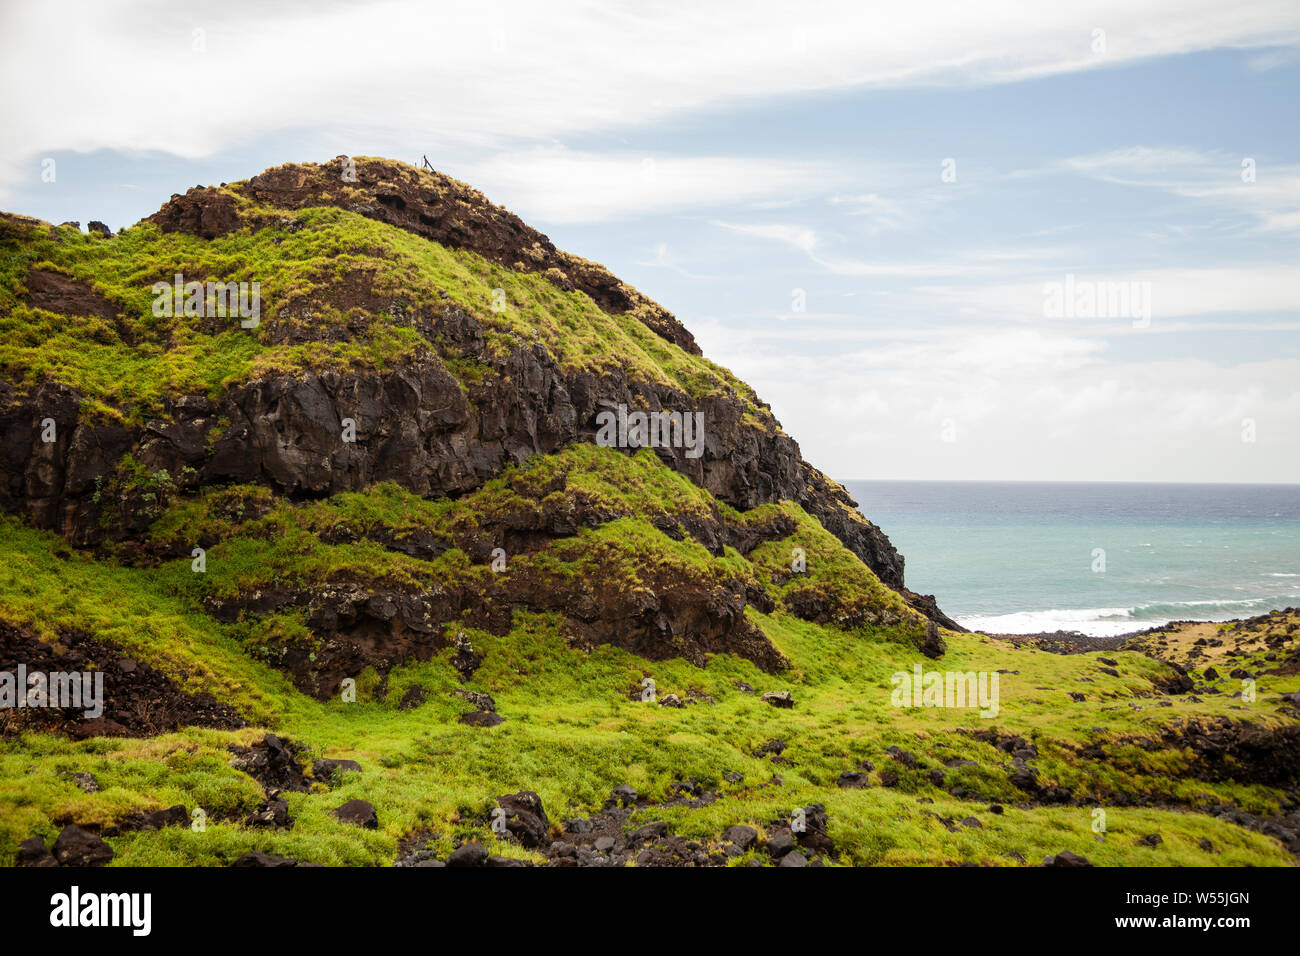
xmin=839 ymin=477 xmax=1300 ymax=486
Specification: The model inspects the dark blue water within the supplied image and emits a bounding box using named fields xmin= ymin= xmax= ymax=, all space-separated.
xmin=843 ymin=481 xmax=1300 ymax=635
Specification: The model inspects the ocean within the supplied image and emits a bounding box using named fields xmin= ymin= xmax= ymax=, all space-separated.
xmin=842 ymin=481 xmax=1300 ymax=637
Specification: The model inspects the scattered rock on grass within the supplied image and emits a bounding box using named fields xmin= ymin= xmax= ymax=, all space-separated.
xmin=459 ymin=710 xmax=505 ymax=727
xmin=446 ymin=841 xmax=488 ymax=867
xmin=333 ymin=798 xmax=378 ymax=829
xmin=496 ymin=791 xmax=550 ymax=847
xmin=721 ymin=825 xmax=758 ymax=851
xmin=52 ymin=824 xmax=113 ymax=867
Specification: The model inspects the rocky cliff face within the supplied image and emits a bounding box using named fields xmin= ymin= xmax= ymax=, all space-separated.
xmin=0 ymin=157 xmax=957 ymax=694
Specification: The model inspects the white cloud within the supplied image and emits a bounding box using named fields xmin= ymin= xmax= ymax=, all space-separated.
xmin=712 ymin=220 xmax=1067 ymax=278
xmin=941 ymin=264 xmax=1300 ymax=321
xmin=461 ymin=148 xmax=827 ymax=223
xmin=4 ymin=0 xmax=1300 ymax=197
xmin=1063 ymin=146 xmax=1300 ymax=234
xmin=694 ymin=317 xmax=1300 ymax=481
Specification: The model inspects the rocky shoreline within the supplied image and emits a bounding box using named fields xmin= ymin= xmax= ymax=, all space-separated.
xmin=987 ymin=605 xmax=1300 ymax=656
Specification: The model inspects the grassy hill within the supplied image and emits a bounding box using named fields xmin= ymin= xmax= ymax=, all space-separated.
xmin=1 ymin=158 xmax=1297 ymax=867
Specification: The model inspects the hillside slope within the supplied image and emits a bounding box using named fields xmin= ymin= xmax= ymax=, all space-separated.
xmin=0 ymin=158 xmax=1297 ymax=868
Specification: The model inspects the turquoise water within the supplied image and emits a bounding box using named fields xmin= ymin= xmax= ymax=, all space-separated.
xmin=842 ymin=481 xmax=1300 ymax=636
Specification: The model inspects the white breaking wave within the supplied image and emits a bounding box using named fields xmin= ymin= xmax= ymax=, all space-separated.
xmin=957 ymin=595 xmax=1298 ymax=638
xmin=957 ymin=608 xmax=1143 ymax=638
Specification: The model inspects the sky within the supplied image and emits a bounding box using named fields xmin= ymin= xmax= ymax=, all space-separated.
xmin=2 ymin=0 xmax=1298 ymax=482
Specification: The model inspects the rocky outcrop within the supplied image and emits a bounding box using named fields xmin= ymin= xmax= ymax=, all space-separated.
xmin=142 ymin=160 xmax=925 ymax=599
xmin=0 ymin=308 xmax=920 ymax=607
xmin=0 ymin=157 xmax=958 ymax=690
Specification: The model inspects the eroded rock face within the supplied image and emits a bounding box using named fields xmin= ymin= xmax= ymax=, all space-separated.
xmin=24 ymin=268 xmax=124 ymax=330
xmin=0 ymin=311 xmax=913 ymax=602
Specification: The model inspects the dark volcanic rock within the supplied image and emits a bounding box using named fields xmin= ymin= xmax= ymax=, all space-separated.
xmin=1158 ymin=718 xmax=1300 ymax=786
xmin=333 ymin=799 xmax=378 ymax=829
xmin=460 ymin=710 xmax=505 ymax=727
xmin=111 ymin=804 xmax=189 ymax=834
xmin=450 ymin=633 xmax=483 ymax=683
xmin=766 ymin=829 xmax=796 ymax=858
xmin=721 ymin=825 xmax=758 ymax=851
xmin=495 ymin=791 xmax=551 ymax=847
xmin=791 ymin=803 xmax=834 ymax=856
xmin=16 ymin=835 xmax=58 ymax=867
xmin=398 ymin=685 xmax=427 ymax=710
xmin=1043 ymin=851 xmax=1093 ymax=867
xmin=1009 ymin=767 xmax=1039 ymax=792
xmin=52 ymin=824 xmax=114 ymax=867
xmin=453 ymin=688 xmax=496 ymax=712
xmin=918 ymin=619 xmax=947 ymax=659
xmin=610 ymin=784 xmax=639 ymax=807
xmin=229 ymin=733 xmax=309 ymax=792
xmin=446 ymin=841 xmax=489 ymax=867
xmin=245 ymin=794 xmax=292 ymax=829
xmin=1153 ymin=662 xmax=1194 ymax=694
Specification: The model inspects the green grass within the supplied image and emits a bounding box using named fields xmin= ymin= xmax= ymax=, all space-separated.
xmin=1 ymin=187 xmax=1295 ymax=868
xmin=1 ymin=498 xmax=1296 ymax=867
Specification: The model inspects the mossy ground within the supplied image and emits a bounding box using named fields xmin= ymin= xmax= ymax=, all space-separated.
xmin=1 ymin=447 xmax=1296 ymax=867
